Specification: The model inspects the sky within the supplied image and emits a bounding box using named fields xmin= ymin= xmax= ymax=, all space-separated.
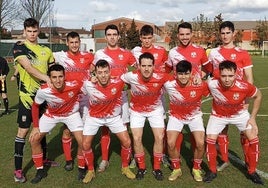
xmin=53 ymin=0 xmax=268 ymax=30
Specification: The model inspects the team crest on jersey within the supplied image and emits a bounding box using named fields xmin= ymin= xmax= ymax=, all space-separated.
xmin=233 ymin=93 xmax=239 ymax=100
xmin=111 ymin=87 xmax=117 ymax=95
xmin=153 ymin=53 xmax=159 ymax=60
xmin=153 ymin=83 xmax=158 ymax=87
xmin=191 ymin=52 xmax=197 ymax=58
xmin=80 ymin=58 xmax=85 ymax=64
xmin=68 ymin=91 xmax=74 ymax=98
xmin=118 ymin=54 xmax=123 ymax=60
xmin=230 ymin=54 xmax=236 ymax=60
xmin=41 ymin=51 xmax=46 ymax=56
xmin=190 ymin=91 xmax=196 ymax=98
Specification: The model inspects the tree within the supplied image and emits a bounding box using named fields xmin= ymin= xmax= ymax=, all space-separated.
xmin=118 ymin=22 xmax=128 ymax=48
xmin=212 ymin=13 xmax=224 ymax=47
xmin=192 ymin=14 xmax=213 ymax=45
xmin=126 ymin=19 xmax=140 ymax=49
xmin=167 ymin=19 xmax=184 ymax=49
xmin=252 ymin=18 xmax=268 ymax=48
xmin=168 ymin=23 xmax=179 ymax=49
xmin=234 ymin=29 xmax=243 ymax=46
xmin=0 ymin=0 xmax=19 ymax=38
xmin=19 ymin=0 xmax=54 ymax=27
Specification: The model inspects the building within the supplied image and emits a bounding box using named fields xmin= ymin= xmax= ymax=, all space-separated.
xmin=92 ymin=17 xmax=163 ymax=50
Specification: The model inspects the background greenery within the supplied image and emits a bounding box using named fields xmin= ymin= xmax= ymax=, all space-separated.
xmin=0 ymin=56 xmax=267 ymax=188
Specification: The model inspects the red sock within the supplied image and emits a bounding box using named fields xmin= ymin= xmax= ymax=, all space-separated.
xmin=175 ymin=133 xmax=183 ymax=154
xmin=193 ymin=158 xmax=202 ymax=170
xmin=206 ymin=138 xmax=217 ymax=173
xmin=248 ymin=137 xmax=260 ymax=174
xmin=121 ymin=146 xmax=131 ymax=167
xmin=217 ymin=134 xmax=229 ymax=162
xmin=62 ymin=137 xmax=72 ymax=161
xmin=170 ymin=158 xmax=180 ymax=169
xmin=32 ymin=153 xmax=43 ymax=169
xmin=82 ymin=149 xmax=94 ymax=170
xmin=240 ymin=133 xmax=250 ymax=165
xmin=101 ymin=126 xmax=110 ymax=161
xmin=135 ymin=152 xmax=146 ymax=169
xmin=77 ymin=154 xmax=85 ymax=169
xmin=153 ymin=152 xmax=162 ymax=170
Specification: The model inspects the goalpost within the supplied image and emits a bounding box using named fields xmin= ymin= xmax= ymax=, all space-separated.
xmin=262 ymin=41 xmax=268 ymax=57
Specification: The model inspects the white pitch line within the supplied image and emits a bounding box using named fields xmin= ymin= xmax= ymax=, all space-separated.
xmin=259 ymin=87 xmax=268 ymax=90
xmin=228 ymin=152 xmax=268 ymax=179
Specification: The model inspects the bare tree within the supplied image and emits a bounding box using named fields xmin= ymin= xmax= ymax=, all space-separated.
xmin=0 ymin=0 xmax=19 ymax=29
xmin=19 ymin=0 xmax=54 ymax=27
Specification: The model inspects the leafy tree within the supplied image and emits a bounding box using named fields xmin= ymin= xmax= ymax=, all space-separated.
xmin=252 ymin=18 xmax=268 ymax=48
xmin=126 ymin=19 xmax=140 ymax=49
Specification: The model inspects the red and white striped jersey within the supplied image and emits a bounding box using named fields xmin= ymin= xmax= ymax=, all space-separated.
xmin=82 ymin=78 xmax=124 ymax=118
xmin=208 ymin=46 xmax=253 ymax=80
xmin=94 ymin=47 xmax=136 ymax=77
xmin=132 ymin=45 xmax=168 ymax=72
xmin=167 ymin=44 xmax=209 ymax=77
xmin=208 ymin=78 xmax=257 ymax=118
xmin=53 ymin=51 xmax=94 ymax=83
xmin=35 ymin=81 xmax=82 ymax=117
xmin=121 ymin=70 xmax=168 ymax=112
xmin=164 ymin=78 xmax=209 ymax=120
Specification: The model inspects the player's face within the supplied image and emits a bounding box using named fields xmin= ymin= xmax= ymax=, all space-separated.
xmin=219 ymin=68 xmax=236 ymax=88
xmin=176 ymin=71 xmax=191 ymax=86
xmin=220 ymin=27 xmax=235 ymax=46
xmin=50 ymin=70 xmax=65 ymax=91
xmin=24 ymin=26 xmax=39 ymax=43
xmin=96 ymin=66 xmax=110 ymax=87
xmin=177 ymin=28 xmax=192 ymax=47
xmin=139 ymin=58 xmax=154 ymax=81
xmin=140 ymin=34 xmax=154 ymax=49
xmin=105 ymin=29 xmax=119 ymax=48
xmin=66 ymin=37 xmax=80 ymax=54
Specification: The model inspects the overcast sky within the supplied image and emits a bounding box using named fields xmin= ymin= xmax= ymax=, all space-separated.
xmin=52 ymin=0 xmax=268 ymax=30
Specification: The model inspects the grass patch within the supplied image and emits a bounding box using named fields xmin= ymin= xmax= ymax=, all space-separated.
xmin=0 ymin=56 xmax=268 ymax=187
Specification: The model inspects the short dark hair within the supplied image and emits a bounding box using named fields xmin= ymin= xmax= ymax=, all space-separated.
xmin=67 ymin=31 xmax=80 ymax=41
xmin=140 ymin=25 xmax=153 ymax=36
xmin=138 ymin=52 xmax=154 ymax=65
xmin=48 ymin=64 xmax=65 ymax=76
xmin=219 ymin=60 xmax=237 ymax=72
xmin=178 ymin=22 xmax=192 ymax=32
xmin=105 ymin=24 xmax=119 ymax=35
xmin=24 ymin=18 xmax=39 ymax=29
xmin=95 ymin=59 xmax=110 ymax=70
xmin=176 ymin=60 xmax=192 ymax=73
xmin=220 ymin=21 xmax=235 ymax=32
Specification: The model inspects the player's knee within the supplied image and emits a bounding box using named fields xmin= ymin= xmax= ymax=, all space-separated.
xmin=167 ymin=142 xmax=176 ymax=151
xmin=17 ymin=128 xmax=29 ymax=138
xmin=82 ymin=142 xmax=91 ymax=151
xmin=62 ymin=128 xmax=72 ymax=138
xmin=154 ymin=134 xmax=164 ymax=144
xmin=195 ymin=140 xmax=205 ymax=151
xmin=121 ymin=138 xmax=131 ymax=148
